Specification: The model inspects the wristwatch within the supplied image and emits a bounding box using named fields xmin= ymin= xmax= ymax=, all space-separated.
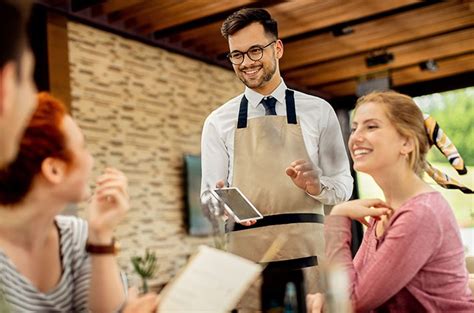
xmin=85 ymin=238 xmax=120 ymax=255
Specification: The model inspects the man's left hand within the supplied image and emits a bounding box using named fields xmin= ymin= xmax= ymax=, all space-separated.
xmin=286 ymin=159 xmax=321 ymax=196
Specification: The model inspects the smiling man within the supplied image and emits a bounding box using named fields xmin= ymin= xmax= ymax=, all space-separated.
xmin=200 ymin=8 xmax=353 ymax=312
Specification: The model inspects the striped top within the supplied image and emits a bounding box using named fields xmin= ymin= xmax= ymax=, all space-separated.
xmin=0 ymin=215 xmax=91 ymax=312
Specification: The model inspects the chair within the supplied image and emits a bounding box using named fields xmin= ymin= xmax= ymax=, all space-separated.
xmin=466 ymin=256 xmax=474 ymax=297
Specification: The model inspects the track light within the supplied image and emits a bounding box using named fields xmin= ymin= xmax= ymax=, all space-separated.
xmin=332 ymin=25 xmax=354 ymax=37
xmin=365 ymin=50 xmax=394 ymax=67
xmin=419 ymin=59 xmax=438 ymax=72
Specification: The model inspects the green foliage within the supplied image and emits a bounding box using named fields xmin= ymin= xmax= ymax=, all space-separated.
xmin=415 ymin=87 xmax=474 ymax=165
xmin=131 ymin=249 xmax=157 ymax=293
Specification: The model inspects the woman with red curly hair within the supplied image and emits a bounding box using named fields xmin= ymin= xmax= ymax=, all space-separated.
xmin=0 ymin=92 xmax=128 ymax=312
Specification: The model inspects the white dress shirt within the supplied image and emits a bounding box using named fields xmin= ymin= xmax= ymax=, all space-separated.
xmin=201 ymin=79 xmax=353 ymax=205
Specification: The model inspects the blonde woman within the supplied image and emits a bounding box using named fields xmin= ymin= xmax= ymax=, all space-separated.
xmin=306 ymin=91 xmax=474 ymax=312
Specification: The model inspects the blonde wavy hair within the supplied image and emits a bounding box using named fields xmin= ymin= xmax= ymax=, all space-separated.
xmin=355 ymin=91 xmax=429 ymax=177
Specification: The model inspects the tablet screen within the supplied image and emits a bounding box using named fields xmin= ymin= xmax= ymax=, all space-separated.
xmin=213 ymin=188 xmax=262 ymax=221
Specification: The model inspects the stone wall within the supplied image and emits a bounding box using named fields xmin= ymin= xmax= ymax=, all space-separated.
xmin=67 ymin=22 xmax=242 ymax=286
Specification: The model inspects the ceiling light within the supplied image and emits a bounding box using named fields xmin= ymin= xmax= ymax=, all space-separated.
xmin=365 ymin=50 xmax=394 ymax=67
xmin=332 ymin=25 xmax=354 ymax=37
xmin=419 ymin=59 xmax=438 ymax=72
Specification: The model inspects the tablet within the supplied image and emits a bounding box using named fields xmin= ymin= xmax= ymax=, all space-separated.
xmin=210 ymin=187 xmax=263 ymax=223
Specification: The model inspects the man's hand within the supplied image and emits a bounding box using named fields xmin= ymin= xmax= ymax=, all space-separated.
xmin=331 ymin=198 xmax=392 ymax=227
xmin=286 ymin=159 xmax=321 ymax=196
xmin=306 ymin=293 xmax=325 ymax=313
xmin=87 ymin=168 xmax=129 ymax=244
xmin=215 ymin=180 xmax=256 ymax=227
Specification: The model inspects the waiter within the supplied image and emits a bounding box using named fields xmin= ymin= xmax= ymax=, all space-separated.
xmin=200 ymin=8 xmax=353 ymax=311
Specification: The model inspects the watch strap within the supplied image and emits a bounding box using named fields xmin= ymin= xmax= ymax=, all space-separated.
xmin=85 ymin=238 xmax=119 ymax=254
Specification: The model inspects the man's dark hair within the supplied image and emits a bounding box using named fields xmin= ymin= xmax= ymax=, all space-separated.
xmin=0 ymin=0 xmax=31 ymax=75
xmin=221 ymin=8 xmax=278 ymax=40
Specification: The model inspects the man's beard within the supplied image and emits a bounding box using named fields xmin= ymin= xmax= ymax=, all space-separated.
xmin=238 ymin=60 xmax=277 ymax=89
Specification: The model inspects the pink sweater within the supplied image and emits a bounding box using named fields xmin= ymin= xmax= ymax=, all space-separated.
xmin=325 ymin=192 xmax=474 ymax=312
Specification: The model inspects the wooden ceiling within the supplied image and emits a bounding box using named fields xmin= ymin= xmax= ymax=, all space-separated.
xmin=37 ymin=0 xmax=474 ymax=106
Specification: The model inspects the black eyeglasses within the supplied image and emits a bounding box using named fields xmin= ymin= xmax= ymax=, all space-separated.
xmin=227 ymin=41 xmax=276 ymax=65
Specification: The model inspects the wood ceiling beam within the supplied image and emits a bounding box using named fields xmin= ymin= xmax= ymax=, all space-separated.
xmin=281 ymin=1 xmax=474 ymax=70
xmin=33 ymin=1 xmax=232 ymax=71
xmin=175 ymin=0 xmax=423 ymax=42
xmin=167 ymin=21 xmax=228 ymax=57
xmin=284 ymin=29 xmax=474 ymax=87
xmin=273 ymin=0 xmax=426 ymax=41
xmin=151 ymin=2 xmax=290 ymax=39
xmin=208 ymin=0 xmax=441 ymax=61
xmin=96 ymin=0 xmax=147 ymax=15
xmin=392 ymin=54 xmax=474 ymax=86
xmin=70 ymin=0 xmax=106 ymax=12
xmin=312 ymin=53 xmax=474 ymax=98
xmin=396 ymin=71 xmax=474 ymax=98
xmin=40 ymin=0 xmax=69 ymax=6
xmin=321 ymin=70 xmax=474 ymax=109
xmin=107 ymin=0 xmax=177 ymax=23
xmin=132 ymin=0 xmax=259 ymax=35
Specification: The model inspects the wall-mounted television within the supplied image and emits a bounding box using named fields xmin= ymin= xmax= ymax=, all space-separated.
xmin=184 ymin=154 xmax=213 ymax=236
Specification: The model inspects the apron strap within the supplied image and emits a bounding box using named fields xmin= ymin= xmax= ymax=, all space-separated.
xmin=285 ymin=89 xmax=297 ymax=124
xmin=237 ymin=90 xmax=298 ymax=128
xmin=226 ymin=213 xmax=324 ymax=232
xmin=237 ymin=95 xmax=248 ymax=129
xmin=263 ymin=256 xmax=318 ymax=270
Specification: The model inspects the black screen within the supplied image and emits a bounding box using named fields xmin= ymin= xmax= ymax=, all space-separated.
xmin=213 ymin=188 xmax=261 ymax=220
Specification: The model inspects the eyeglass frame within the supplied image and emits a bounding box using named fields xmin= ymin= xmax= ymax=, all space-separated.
xmin=226 ymin=40 xmax=277 ymax=65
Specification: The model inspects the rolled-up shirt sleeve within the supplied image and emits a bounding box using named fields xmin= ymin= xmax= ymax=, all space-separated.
xmin=200 ymin=114 xmax=229 ymax=196
xmin=309 ymin=106 xmax=353 ymax=205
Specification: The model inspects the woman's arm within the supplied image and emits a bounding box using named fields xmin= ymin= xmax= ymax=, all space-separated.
xmin=86 ymin=168 xmax=129 ymax=312
xmin=326 ymin=200 xmax=440 ymax=312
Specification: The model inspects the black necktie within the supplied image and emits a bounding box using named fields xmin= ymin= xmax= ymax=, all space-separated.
xmin=261 ymin=96 xmax=277 ymax=115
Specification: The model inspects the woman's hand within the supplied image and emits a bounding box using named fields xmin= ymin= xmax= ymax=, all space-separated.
xmin=87 ymin=168 xmax=129 ymax=243
xmin=330 ymin=198 xmax=391 ymax=227
xmin=286 ymin=159 xmax=321 ymax=196
xmin=123 ymin=287 xmax=159 ymax=313
xmin=306 ymin=293 xmax=325 ymax=313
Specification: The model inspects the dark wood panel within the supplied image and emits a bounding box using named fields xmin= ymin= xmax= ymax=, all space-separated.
xmin=285 ymin=29 xmax=474 ymax=87
xmin=133 ymin=0 xmax=258 ymax=34
xmin=268 ymin=0 xmax=420 ymax=39
xmin=120 ymin=0 xmax=184 ymax=28
xmin=34 ymin=0 xmax=474 ymax=100
xmin=314 ymin=53 xmax=474 ymax=98
xmin=99 ymin=0 xmax=146 ymax=14
xmin=281 ymin=1 xmax=473 ymax=70
xmin=173 ymin=0 xmax=426 ymax=57
xmin=47 ymin=12 xmax=71 ymax=110
xmin=392 ymin=53 xmax=474 ymax=85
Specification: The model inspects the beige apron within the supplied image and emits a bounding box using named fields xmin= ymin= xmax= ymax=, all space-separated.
xmin=228 ymin=90 xmax=325 ymax=311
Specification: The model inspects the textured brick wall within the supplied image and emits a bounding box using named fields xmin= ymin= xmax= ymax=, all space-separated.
xmin=67 ymin=22 xmax=242 ymax=286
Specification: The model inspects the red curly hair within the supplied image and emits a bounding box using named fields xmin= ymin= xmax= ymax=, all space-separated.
xmin=0 ymin=92 xmax=71 ymax=205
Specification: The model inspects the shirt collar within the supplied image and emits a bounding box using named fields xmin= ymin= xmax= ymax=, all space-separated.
xmin=244 ymin=79 xmax=287 ymax=108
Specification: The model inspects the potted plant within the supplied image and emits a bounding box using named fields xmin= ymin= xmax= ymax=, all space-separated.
xmin=131 ymin=249 xmax=157 ymax=293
